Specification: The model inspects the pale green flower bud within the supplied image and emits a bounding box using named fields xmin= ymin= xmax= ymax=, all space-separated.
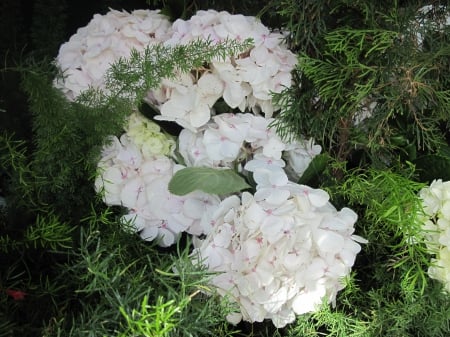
xmin=126 ymin=112 xmax=175 ymax=157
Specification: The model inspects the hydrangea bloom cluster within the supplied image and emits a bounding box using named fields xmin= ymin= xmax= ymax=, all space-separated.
xmin=193 ymin=187 xmax=366 ymax=328
xmin=182 ymin=113 xmax=365 ymax=326
xmin=178 ymin=112 xmax=321 ymax=181
xmin=59 ymin=8 xmax=366 ymax=328
xmin=146 ymin=9 xmax=297 ymax=130
xmin=418 ymin=179 xmax=450 ymax=291
xmin=55 ymin=9 xmax=172 ymax=100
xmin=95 ymin=113 xmax=220 ymax=246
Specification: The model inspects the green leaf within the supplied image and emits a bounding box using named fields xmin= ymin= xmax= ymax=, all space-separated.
xmin=297 ymin=153 xmax=330 ymax=185
xmin=168 ymin=167 xmax=250 ymax=196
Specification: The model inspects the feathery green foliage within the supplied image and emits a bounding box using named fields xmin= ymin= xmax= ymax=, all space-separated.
xmin=38 ymin=211 xmax=238 ymax=337
xmin=104 ymin=37 xmax=253 ymax=105
xmin=270 ymin=1 xmax=450 ymax=168
xmin=336 ymin=164 xmax=430 ymax=294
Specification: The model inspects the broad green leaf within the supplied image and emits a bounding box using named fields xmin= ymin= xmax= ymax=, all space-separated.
xmin=168 ymin=167 xmax=250 ymax=196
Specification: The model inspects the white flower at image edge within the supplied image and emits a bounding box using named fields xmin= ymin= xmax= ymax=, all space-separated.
xmin=192 ymin=187 xmax=366 ymax=328
xmin=419 ymin=179 xmax=450 ymax=291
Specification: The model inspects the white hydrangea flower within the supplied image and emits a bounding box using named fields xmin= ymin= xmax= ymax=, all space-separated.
xmin=153 ymin=72 xmax=225 ymax=131
xmin=55 ymin=9 xmax=172 ymax=100
xmin=192 ymin=188 xmax=366 ymax=328
xmin=211 ymin=61 xmax=251 ymax=110
xmin=147 ymin=9 xmax=297 ymax=130
xmin=244 ymin=154 xmax=290 ymax=205
xmin=418 ymin=179 xmax=450 ymax=291
xmin=284 ymin=138 xmax=323 ymax=181
xmin=428 ymin=248 xmax=450 ymax=292
xmin=95 ymin=132 xmax=220 ymax=247
xmin=176 ymin=113 xmax=321 ymax=179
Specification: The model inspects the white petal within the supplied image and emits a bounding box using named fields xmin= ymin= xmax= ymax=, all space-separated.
xmin=121 ymin=177 xmax=146 ymax=208
xmin=190 ymin=103 xmax=211 ymax=128
xmin=314 ymin=229 xmax=345 ymax=253
xmin=226 ymin=312 xmax=242 ymax=325
xmin=158 ymin=227 xmax=176 ymax=247
xmin=139 ymin=225 xmax=159 ymax=241
xmin=292 ymin=287 xmax=326 ymax=315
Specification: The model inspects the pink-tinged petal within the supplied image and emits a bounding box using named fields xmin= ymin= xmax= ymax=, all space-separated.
xmin=243 ymin=240 xmax=261 ymax=261
xmin=262 ymin=136 xmax=285 ymax=160
xmin=272 ymin=71 xmax=292 ymax=93
xmin=183 ymin=197 xmax=207 ymax=218
xmin=283 ymin=252 xmax=308 ymax=271
xmin=262 ymin=33 xmax=283 ymax=49
xmin=63 ymin=69 xmax=91 ymax=94
xmin=260 ymin=218 xmax=285 ymax=243
xmin=254 ymin=262 xmax=275 ymax=287
xmin=168 ymin=212 xmax=192 ymax=232
xmin=95 ymin=167 xmax=124 ymax=205
xmin=239 ymin=296 xmax=266 ymax=323
xmin=338 ymin=207 xmax=358 ymax=227
xmin=260 ymin=285 xmax=287 ymax=312
xmin=120 ymin=177 xmax=146 ymax=209
xmin=338 ymin=241 xmax=362 ymax=266
xmin=212 ymin=273 xmax=240 ymax=299
xmin=351 ymin=234 xmax=368 ymax=244
xmin=303 ymin=257 xmax=327 ymax=280
xmin=139 ymin=225 xmax=159 ymax=242
xmin=197 ymin=73 xmax=224 ymax=104
xmin=203 ymin=129 xmax=241 ymax=161
xmin=270 ymin=309 xmax=296 ymax=328
xmin=320 ymin=214 xmax=350 ymax=232
xmin=213 ymin=223 xmax=233 ymax=247
xmin=201 ymin=244 xmax=233 ymax=271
